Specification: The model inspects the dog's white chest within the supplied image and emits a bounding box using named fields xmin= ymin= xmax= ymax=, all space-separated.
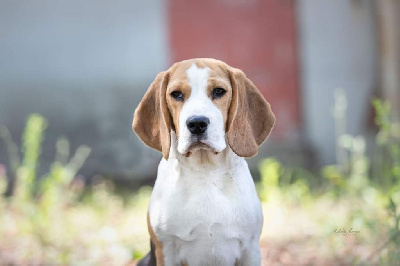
xmin=163 ymin=187 xmax=244 ymax=265
xmin=148 ymin=152 xmax=263 ymax=265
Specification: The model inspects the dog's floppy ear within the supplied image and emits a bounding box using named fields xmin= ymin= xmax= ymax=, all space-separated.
xmin=227 ymin=68 xmax=275 ymax=157
xmin=133 ymin=71 xmax=171 ymax=160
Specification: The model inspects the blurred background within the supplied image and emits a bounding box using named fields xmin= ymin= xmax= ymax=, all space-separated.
xmin=0 ymin=0 xmax=399 ymax=265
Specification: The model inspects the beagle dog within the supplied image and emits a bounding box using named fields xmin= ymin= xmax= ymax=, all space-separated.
xmin=133 ymin=58 xmax=275 ymax=266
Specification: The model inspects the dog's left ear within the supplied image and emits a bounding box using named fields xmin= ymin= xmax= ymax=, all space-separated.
xmin=132 ymin=71 xmax=172 ymax=160
xmin=227 ymin=68 xmax=276 ymax=157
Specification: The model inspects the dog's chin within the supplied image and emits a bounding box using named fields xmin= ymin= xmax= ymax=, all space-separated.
xmin=181 ymin=141 xmax=219 ymax=157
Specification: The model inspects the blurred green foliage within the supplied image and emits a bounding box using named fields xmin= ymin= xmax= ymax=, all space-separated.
xmin=258 ymin=98 xmax=400 ymax=264
xmin=0 ymin=98 xmax=399 ymax=264
xmin=372 ymin=99 xmax=400 ymax=264
xmin=0 ymin=114 xmax=151 ymax=265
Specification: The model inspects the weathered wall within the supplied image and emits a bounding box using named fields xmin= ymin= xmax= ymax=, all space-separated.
xmin=0 ymin=0 xmax=168 ymax=180
xmin=0 ymin=0 xmax=381 ymax=181
xmin=298 ymin=0 xmax=377 ymax=165
xmin=169 ymin=0 xmax=301 ymax=141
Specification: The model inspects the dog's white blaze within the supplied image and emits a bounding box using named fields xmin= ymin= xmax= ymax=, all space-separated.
xmin=177 ymin=63 xmax=226 ymax=154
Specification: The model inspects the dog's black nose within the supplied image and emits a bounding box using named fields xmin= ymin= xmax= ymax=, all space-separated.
xmin=186 ymin=116 xmax=210 ymax=135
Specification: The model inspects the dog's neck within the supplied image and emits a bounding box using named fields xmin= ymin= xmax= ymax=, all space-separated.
xmin=168 ymin=131 xmax=243 ymax=175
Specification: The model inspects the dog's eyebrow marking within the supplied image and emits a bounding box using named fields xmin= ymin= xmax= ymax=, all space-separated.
xmin=186 ymin=63 xmax=210 ymax=97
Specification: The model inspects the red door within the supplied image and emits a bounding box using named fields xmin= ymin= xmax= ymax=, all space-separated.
xmin=168 ymin=0 xmax=300 ymax=138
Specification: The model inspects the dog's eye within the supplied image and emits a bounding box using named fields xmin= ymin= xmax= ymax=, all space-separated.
xmin=170 ymin=90 xmax=184 ymax=101
xmin=212 ymin=88 xmax=226 ymax=99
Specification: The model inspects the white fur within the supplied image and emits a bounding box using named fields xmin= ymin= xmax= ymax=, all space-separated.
xmin=177 ymin=63 xmax=227 ymax=155
xmin=149 ymin=133 xmax=263 ymax=266
xmin=147 ymin=63 xmax=263 ymax=265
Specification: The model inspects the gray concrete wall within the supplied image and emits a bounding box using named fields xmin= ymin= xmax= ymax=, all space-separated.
xmin=0 ymin=0 xmax=168 ymax=180
xmin=298 ymin=0 xmax=377 ymax=165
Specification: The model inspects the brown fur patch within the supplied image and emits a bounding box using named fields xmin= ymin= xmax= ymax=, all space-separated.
xmin=227 ymin=68 xmax=276 ymax=157
xmin=132 ymin=71 xmax=171 ymax=159
xmin=207 ymin=77 xmax=232 ymax=129
xmin=166 ymin=76 xmax=191 ymax=136
xmin=147 ymin=213 xmax=164 ymax=266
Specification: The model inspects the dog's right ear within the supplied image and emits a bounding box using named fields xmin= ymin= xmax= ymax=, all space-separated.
xmin=132 ymin=71 xmax=171 ymax=160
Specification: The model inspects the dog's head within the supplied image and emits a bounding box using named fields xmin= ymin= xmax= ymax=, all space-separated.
xmin=132 ymin=58 xmax=275 ymax=159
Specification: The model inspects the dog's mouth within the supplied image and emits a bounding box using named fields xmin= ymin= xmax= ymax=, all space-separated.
xmin=183 ymin=138 xmax=218 ymax=157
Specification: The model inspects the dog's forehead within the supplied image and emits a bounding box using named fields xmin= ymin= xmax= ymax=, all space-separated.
xmin=168 ymin=59 xmax=229 ymax=86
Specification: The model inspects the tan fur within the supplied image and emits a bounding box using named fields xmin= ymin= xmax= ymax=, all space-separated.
xmin=207 ymin=71 xmax=232 ymax=129
xmin=147 ymin=213 xmax=164 ymax=266
xmin=227 ymin=68 xmax=276 ymax=157
xmin=132 ymin=58 xmax=275 ymax=160
xmin=132 ymin=71 xmax=171 ymax=159
xmin=165 ymin=67 xmax=191 ymax=137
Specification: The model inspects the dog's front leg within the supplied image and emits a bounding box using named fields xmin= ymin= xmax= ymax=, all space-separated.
xmin=237 ymin=241 xmax=262 ymax=266
xmin=161 ymin=240 xmax=182 ymax=266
